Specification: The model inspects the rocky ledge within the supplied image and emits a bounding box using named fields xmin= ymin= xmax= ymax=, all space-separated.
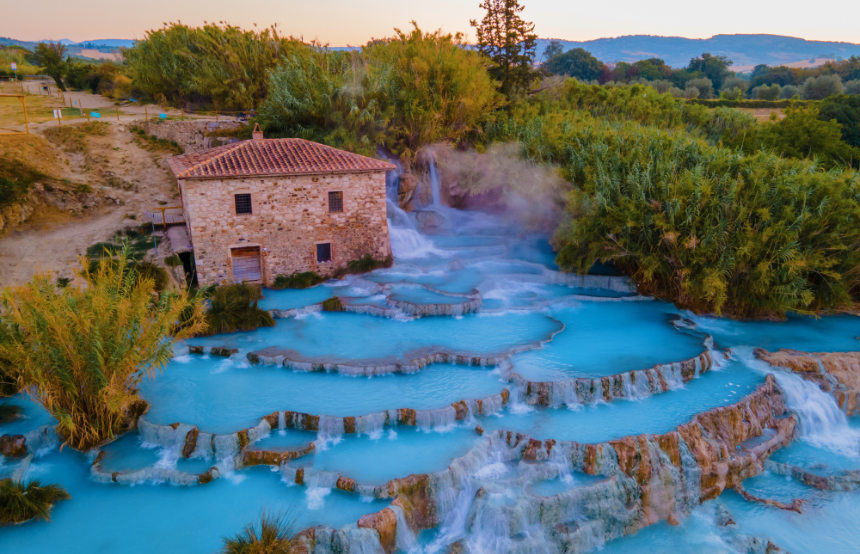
xmin=291 ymin=375 xmax=795 ymax=553
xmin=755 ymin=349 xmax=860 ymax=414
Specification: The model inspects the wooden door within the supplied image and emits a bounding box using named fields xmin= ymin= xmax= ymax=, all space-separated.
xmin=231 ymin=246 xmax=262 ymax=283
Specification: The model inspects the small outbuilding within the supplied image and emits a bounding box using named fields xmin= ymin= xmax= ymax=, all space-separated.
xmin=167 ymin=127 xmax=394 ymax=286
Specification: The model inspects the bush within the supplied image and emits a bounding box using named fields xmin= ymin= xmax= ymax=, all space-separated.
xmin=203 ymin=284 xmax=275 ymax=335
xmin=223 ymin=512 xmax=294 ymax=554
xmin=780 ymin=85 xmax=800 ymax=99
xmin=0 ymin=247 xmax=206 ymax=450
xmin=261 ymin=23 xmax=499 ymax=159
xmin=801 ymin=75 xmax=844 ymax=100
xmin=271 ymin=272 xmax=324 ymax=289
xmin=321 ymin=297 xmax=344 ymax=312
xmin=756 ymin=104 xmax=860 ymax=168
xmin=0 ymin=159 xmax=45 ymax=209
xmin=496 ymin=109 xmax=860 ymax=317
xmin=752 ymin=84 xmax=781 ymax=101
xmin=0 ymin=479 xmax=70 ymax=524
xmin=819 ymin=94 xmax=860 ymax=148
xmin=342 ymin=255 xmax=392 ymax=275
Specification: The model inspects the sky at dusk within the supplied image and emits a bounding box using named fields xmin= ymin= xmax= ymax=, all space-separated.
xmin=3 ymin=0 xmax=859 ymax=44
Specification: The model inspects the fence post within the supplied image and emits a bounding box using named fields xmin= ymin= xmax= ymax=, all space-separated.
xmin=116 ymin=108 xmax=120 ymax=122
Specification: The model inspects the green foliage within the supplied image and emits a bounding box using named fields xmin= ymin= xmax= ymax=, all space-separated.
xmin=0 ymin=479 xmax=70 ymax=524
xmin=486 ymin=80 xmax=758 ymax=149
xmin=801 ymin=75 xmax=844 ymax=100
xmin=0 ymin=247 xmax=206 ymax=450
xmin=752 ymin=84 xmax=781 ymax=101
xmin=687 ymin=53 xmax=732 ymax=91
xmin=271 ymin=272 xmax=324 ymax=289
xmin=543 ymin=48 xmax=606 ymax=81
xmin=819 ymin=94 xmax=860 ymax=148
xmin=164 ymin=254 xmax=183 ymax=267
xmin=129 ymin=126 xmax=183 ymax=154
xmin=686 ymin=77 xmax=715 ymax=99
xmin=321 ymin=297 xmax=345 ymax=312
xmin=125 ymin=23 xmax=304 ymax=110
xmin=491 ymin=105 xmax=860 ymax=317
xmin=756 ymin=104 xmax=860 ymax=168
xmin=471 ymin=0 xmax=538 ymax=97
xmin=261 ymin=24 xmax=499 ymax=159
xmin=33 ymin=42 xmax=67 ymax=90
xmin=0 ymin=158 xmax=45 ymax=209
xmin=222 ymin=512 xmax=294 ymax=554
xmin=203 ymin=284 xmax=275 ymax=335
xmin=343 ymin=255 xmax=392 ymax=275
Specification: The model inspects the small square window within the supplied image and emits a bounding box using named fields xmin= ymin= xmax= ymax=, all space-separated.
xmin=328 ymin=191 xmax=343 ymax=213
xmin=316 ymin=242 xmax=332 ymax=263
xmin=235 ymin=193 xmax=252 ymax=215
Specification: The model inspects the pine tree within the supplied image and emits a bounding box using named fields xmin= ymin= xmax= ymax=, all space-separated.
xmin=470 ymin=0 xmax=537 ymax=97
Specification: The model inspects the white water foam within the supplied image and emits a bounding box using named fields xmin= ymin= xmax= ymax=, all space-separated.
xmin=735 ymin=346 xmax=860 ymax=458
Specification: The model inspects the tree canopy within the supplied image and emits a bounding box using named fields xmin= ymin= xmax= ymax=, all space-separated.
xmin=470 ymin=0 xmax=537 ymax=97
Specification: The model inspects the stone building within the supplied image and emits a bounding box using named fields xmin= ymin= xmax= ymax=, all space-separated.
xmin=167 ymin=128 xmax=394 ymax=286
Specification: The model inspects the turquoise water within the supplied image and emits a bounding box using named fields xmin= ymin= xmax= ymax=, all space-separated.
xmin=0 ymin=449 xmax=386 ymax=554
xmin=140 ymin=358 xmax=505 ymax=433
xmin=689 ymin=312 xmax=859 ymax=352
xmin=187 ymin=310 xmax=562 ymax=364
xmin=0 ymin=393 xmax=56 ymax=436
xmin=484 ymin=359 xmax=763 ymax=442
xmin=304 ymin=427 xmax=481 ymax=485
xmin=2 ymin=200 xmax=858 ymax=553
xmin=510 ymin=301 xmax=705 ymax=380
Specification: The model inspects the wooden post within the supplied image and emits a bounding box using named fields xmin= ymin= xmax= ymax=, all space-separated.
xmin=145 ymin=105 xmax=148 ymax=120
xmin=20 ymin=96 xmax=30 ymax=134
xmin=116 ymin=108 xmax=120 ymax=122
xmin=86 ymin=109 xmax=90 ymax=122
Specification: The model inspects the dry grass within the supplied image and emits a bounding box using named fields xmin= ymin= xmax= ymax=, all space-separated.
xmin=43 ymin=121 xmax=110 ymax=154
xmin=738 ymin=107 xmax=786 ymax=123
xmin=0 ymin=134 xmax=62 ymax=177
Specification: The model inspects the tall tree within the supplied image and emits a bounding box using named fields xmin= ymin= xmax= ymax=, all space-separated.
xmin=470 ymin=0 xmax=537 ymax=97
xmin=33 ymin=42 xmax=67 ymax=90
xmin=543 ymin=48 xmax=606 ymax=82
xmin=687 ymin=52 xmax=732 ymax=90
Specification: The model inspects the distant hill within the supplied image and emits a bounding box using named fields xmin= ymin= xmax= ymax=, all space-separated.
xmin=536 ymin=34 xmax=860 ymax=71
xmin=0 ymin=37 xmax=134 ymax=60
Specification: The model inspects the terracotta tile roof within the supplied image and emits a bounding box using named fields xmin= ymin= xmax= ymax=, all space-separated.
xmin=168 ymin=138 xmax=395 ymax=179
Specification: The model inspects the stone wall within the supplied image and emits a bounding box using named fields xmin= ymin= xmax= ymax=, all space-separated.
xmin=179 ymin=171 xmax=391 ymax=286
xmin=136 ymin=120 xmax=242 ymax=152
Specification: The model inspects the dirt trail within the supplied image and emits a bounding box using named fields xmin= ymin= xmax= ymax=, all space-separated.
xmin=0 ymin=120 xmax=180 ymax=286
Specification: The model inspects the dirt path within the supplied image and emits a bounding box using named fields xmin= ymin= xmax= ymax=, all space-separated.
xmin=0 ymin=119 xmax=182 ymax=286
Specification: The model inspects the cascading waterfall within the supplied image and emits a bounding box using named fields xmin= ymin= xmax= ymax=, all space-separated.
xmin=736 ymin=346 xmax=860 ymax=458
xmin=385 ymin=156 xmax=448 ymax=259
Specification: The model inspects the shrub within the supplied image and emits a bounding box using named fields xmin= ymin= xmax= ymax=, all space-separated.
xmin=321 ymin=297 xmax=344 ymax=312
xmin=0 ymin=247 xmax=206 ymax=450
xmin=222 ymin=512 xmax=294 ymax=554
xmin=164 ymin=254 xmax=183 ymax=267
xmin=801 ymin=75 xmax=844 ymax=100
xmin=752 ymin=84 xmax=781 ymax=101
xmin=203 ymin=284 xmax=275 ymax=335
xmin=342 ymin=255 xmax=392 ymax=275
xmin=496 ymin=109 xmax=860 ymax=317
xmin=271 ymin=272 xmax=324 ymax=290
xmin=0 ymin=479 xmax=70 ymax=525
